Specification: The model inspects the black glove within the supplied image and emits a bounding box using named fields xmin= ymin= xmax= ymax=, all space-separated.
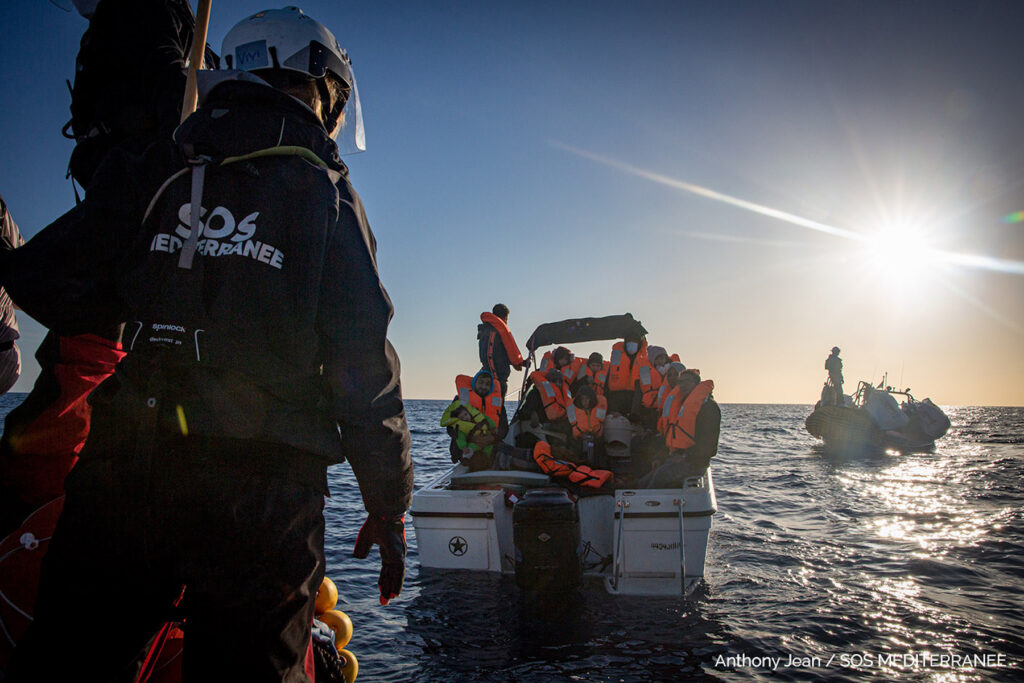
xmin=353 ymin=513 xmax=407 ymax=605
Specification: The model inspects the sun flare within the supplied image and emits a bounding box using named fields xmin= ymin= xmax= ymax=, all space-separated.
xmin=860 ymin=221 xmax=938 ymax=290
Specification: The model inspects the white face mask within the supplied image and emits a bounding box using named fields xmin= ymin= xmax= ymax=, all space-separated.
xmin=625 ymin=342 xmax=639 ymax=355
xmin=657 ymin=363 xmax=669 ymax=374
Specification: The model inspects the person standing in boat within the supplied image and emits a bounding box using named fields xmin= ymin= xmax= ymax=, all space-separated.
xmin=640 ymin=368 xmax=720 ymax=487
xmin=3 ymin=8 xmax=412 ymax=680
xmin=477 ymin=303 xmax=524 ymax=397
xmin=826 ymin=346 xmax=844 ymax=405
xmin=477 ymin=303 xmax=523 ymax=435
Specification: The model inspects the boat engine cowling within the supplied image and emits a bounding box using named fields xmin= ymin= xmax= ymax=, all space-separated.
xmin=863 ymin=387 xmax=910 ymax=430
xmin=513 ymin=488 xmax=581 ymax=592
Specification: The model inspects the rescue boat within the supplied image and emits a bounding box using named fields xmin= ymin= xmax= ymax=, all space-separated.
xmin=411 ymin=314 xmax=717 ymax=596
xmin=805 ymin=376 xmax=950 ymax=453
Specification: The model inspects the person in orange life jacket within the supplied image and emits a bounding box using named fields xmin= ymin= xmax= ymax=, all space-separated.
xmin=629 ymin=361 xmax=687 ymax=476
xmin=647 ymin=346 xmax=673 ymax=378
xmin=654 ymin=362 xmax=688 ymax=433
xmin=515 ymin=368 xmax=572 ymax=446
xmin=566 ymin=385 xmax=607 ymax=464
xmin=540 ymin=345 xmax=578 ymax=385
xmin=442 ymin=369 xmax=504 ymax=470
xmin=572 ymin=351 xmax=609 ymax=395
xmin=606 ymin=330 xmax=661 ymax=420
xmin=477 ymin=303 xmax=524 ymax=398
xmin=640 ymin=369 xmax=721 ymax=488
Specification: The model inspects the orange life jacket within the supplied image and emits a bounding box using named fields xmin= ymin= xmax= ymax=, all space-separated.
xmin=664 ymin=380 xmax=715 ymax=450
xmin=532 ymin=441 xmax=613 ymax=489
xmin=539 ymin=351 xmax=577 ymax=385
xmin=529 ymin=370 xmax=571 ymax=421
xmin=455 ymin=374 xmax=503 ymax=426
xmin=574 ymin=360 xmax=610 ymax=395
xmin=480 ymin=312 xmax=523 ymax=369
xmin=657 ymin=385 xmax=683 ymax=434
xmin=566 ymin=394 xmax=608 ymax=439
xmin=607 ymin=341 xmax=661 ymax=405
xmin=638 ymin=363 xmax=663 ymax=408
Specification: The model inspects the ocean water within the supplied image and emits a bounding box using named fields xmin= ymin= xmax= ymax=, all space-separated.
xmin=2 ymin=395 xmax=1022 ymax=682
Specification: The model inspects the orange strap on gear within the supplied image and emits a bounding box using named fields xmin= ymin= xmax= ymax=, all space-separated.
xmin=480 ymin=312 xmax=524 ymax=368
xmin=532 ymin=441 xmax=613 ymax=489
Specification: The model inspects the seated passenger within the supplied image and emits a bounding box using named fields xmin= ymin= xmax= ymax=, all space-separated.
xmin=565 ymin=385 xmax=607 ymax=464
xmin=571 ymin=351 xmax=609 ymax=395
xmin=641 ymin=369 xmax=721 ymax=488
xmin=539 ymin=346 xmax=578 ymax=385
xmin=442 ymin=370 xmax=504 ymax=470
xmin=647 ymin=345 xmax=669 ymax=377
xmin=655 ymin=362 xmax=688 ymax=433
xmin=515 ymin=368 xmax=573 ymax=448
xmin=606 ymin=330 xmax=661 ymax=420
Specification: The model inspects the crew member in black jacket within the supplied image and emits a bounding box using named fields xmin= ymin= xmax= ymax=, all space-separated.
xmin=3 ymin=8 xmax=412 ymax=680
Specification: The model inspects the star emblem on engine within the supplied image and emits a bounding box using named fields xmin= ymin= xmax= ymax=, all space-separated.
xmin=448 ymin=536 xmax=467 ymax=556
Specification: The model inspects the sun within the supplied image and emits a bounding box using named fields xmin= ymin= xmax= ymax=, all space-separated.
xmin=859 ymin=220 xmax=939 ymax=291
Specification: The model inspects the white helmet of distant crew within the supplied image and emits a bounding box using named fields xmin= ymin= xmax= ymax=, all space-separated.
xmin=221 ymin=6 xmax=365 ymax=153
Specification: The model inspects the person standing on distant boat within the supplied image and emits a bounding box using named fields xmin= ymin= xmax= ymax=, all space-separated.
xmin=3 ymin=8 xmax=412 ymax=680
xmin=826 ymin=346 xmax=844 ymax=405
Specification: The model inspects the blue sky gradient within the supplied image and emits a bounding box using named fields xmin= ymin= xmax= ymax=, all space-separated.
xmin=1 ymin=1 xmax=1022 ymax=404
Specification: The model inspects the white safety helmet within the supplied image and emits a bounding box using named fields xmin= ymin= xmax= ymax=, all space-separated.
xmin=221 ymin=6 xmax=365 ymax=153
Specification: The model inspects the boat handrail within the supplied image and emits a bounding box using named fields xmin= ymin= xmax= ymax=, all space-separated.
xmin=416 ymin=464 xmax=458 ymax=492
xmin=675 ymin=496 xmax=687 ymax=594
xmin=612 ymin=497 xmax=626 ymax=591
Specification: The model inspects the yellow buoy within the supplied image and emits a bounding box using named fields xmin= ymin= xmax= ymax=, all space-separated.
xmin=314 ymin=576 xmax=338 ymax=614
xmin=338 ymin=648 xmax=358 ymax=683
xmin=318 ymin=609 xmax=353 ymax=650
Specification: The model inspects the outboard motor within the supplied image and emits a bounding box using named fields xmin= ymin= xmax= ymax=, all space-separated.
xmin=513 ymin=488 xmax=581 ymax=592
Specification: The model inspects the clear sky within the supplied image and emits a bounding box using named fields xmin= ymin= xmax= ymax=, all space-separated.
xmin=1 ymin=1 xmax=1022 ymax=405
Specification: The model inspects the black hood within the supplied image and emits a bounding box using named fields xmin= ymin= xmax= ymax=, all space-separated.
xmin=174 ymin=76 xmax=347 ymax=177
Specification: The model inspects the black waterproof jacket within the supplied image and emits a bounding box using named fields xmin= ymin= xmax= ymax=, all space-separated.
xmin=0 ymin=77 xmax=412 ymax=515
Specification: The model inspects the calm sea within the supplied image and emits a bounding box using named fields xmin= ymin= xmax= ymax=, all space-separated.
xmin=2 ymin=395 xmax=1022 ymax=682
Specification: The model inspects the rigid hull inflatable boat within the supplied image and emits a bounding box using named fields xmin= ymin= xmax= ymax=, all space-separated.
xmin=412 ymin=314 xmax=717 ymax=596
xmin=806 ymin=377 xmax=951 ymax=453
